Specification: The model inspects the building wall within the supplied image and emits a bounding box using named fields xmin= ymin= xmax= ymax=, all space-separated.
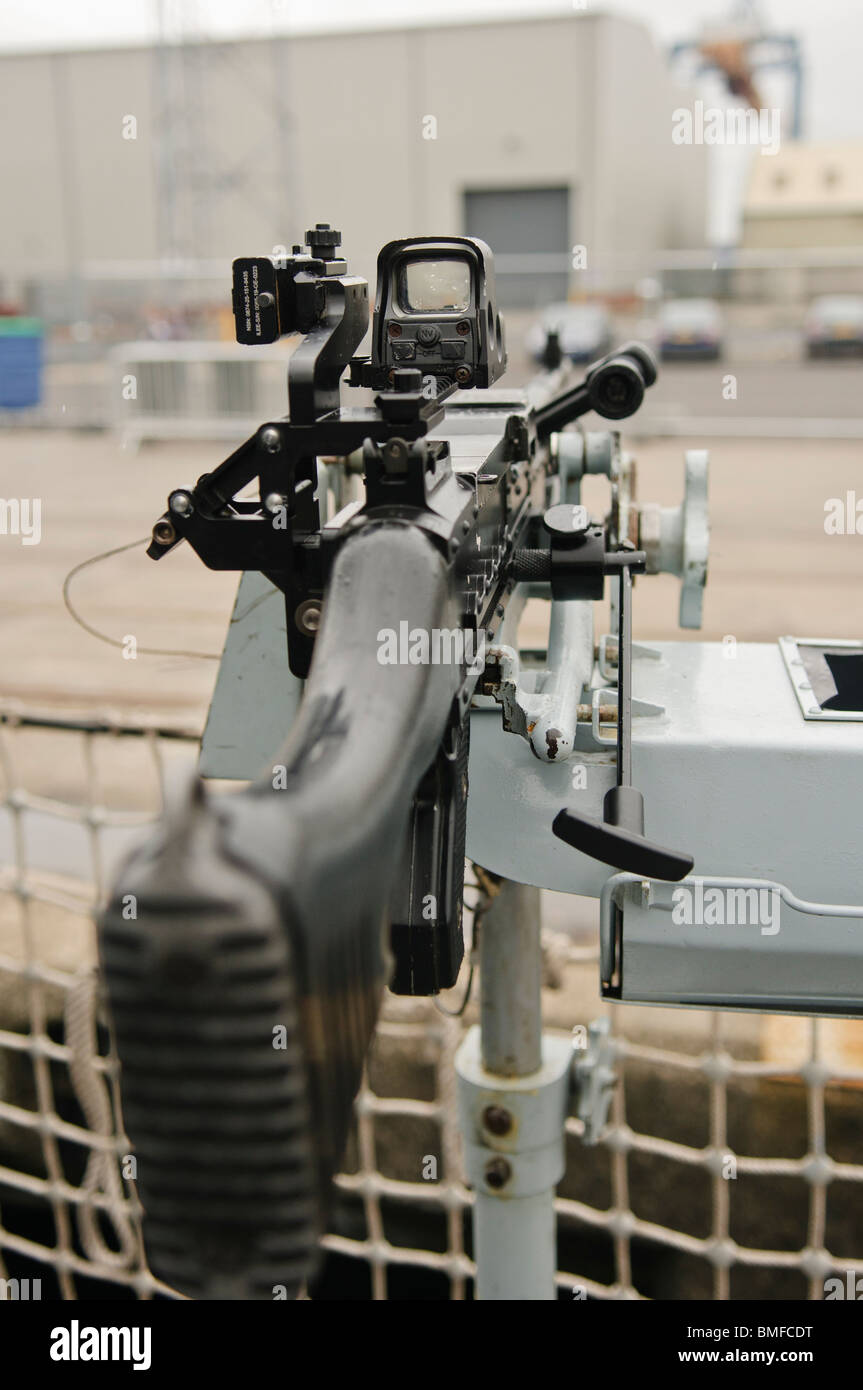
xmin=593 ymin=16 xmax=708 ymax=262
xmin=0 ymin=14 xmax=707 ymax=295
xmin=742 ymin=214 xmax=863 ymax=248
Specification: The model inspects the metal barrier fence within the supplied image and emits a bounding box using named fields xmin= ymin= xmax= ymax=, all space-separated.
xmin=0 ymin=708 xmax=861 ymax=1301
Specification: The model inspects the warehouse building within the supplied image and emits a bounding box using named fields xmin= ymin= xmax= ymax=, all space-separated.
xmin=742 ymin=140 xmax=863 ymax=249
xmin=739 ymin=140 xmax=863 ymax=297
xmin=0 ymin=11 xmax=707 ymax=307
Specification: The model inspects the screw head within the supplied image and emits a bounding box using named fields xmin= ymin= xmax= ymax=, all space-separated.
xmin=484 ymin=1157 xmax=512 ymax=1190
xmin=294 ymin=600 xmax=321 ymax=636
xmin=259 ymin=426 xmax=282 ymax=453
xmin=264 ymin=492 xmax=288 ymax=515
xmin=482 ymin=1105 xmax=512 ymax=1136
xmin=152 ymin=518 xmax=176 ymax=546
xmin=382 ymin=439 xmax=409 ymax=473
xmin=169 ymin=490 xmax=193 ymax=517
xmin=455 ymin=366 xmax=472 ymax=385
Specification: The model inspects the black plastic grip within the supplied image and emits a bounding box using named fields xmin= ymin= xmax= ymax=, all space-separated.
xmin=553 ymin=789 xmax=694 ymax=882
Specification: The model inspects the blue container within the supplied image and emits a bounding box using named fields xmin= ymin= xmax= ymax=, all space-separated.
xmin=0 ymin=318 xmax=43 ymax=408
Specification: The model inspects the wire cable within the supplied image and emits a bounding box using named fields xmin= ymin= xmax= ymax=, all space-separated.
xmin=62 ymin=537 xmax=222 ymax=661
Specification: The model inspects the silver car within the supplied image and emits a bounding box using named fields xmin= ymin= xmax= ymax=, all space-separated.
xmin=805 ymin=295 xmax=863 ymax=358
xmin=658 ymin=299 xmax=723 ymax=361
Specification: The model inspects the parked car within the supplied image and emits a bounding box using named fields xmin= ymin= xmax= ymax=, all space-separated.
xmin=658 ymin=298 xmax=723 ymax=361
xmin=804 ymin=295 xmax=863 ymax=358
xmin=526 ymin=302 xmax=612 ymax=365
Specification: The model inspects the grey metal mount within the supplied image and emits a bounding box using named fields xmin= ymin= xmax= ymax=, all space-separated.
xmin=572 ymin=1018 xmax=617 ymax=1146
xmin=555 ymin=431 xmax=709 ymax=631
xmin=601 ymin=874 xmax=863 ymax=1014
xmin=639 ymin=448 xmax=709 ymax=629
xmin=454 ymin=881 xmax=572 ymax=1300
xmin=598 ymin=631 xmax=662 ymax=682
xmin=553 ymin=428 xmax=620 ymax=503
xmin=487 ymin=598 xmax=593 ymax=763
xmin=483 ymin=620 xmax=663 ymax=765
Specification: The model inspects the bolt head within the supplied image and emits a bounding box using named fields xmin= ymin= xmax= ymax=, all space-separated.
xmin=484 ymin=1156 xmax=512 ymax=1190
xmin=169 ymin=490 xmax=193 ymax=517
xmin=294 ymin=600 xmax=321 ymax=636
xmin=264 ymin=492 xmax=288 ymax=514
xmin=260 ymin=426 xmax=282 ymax=453
xmin=482 ymin=1105 xmax=513 ymax=1136
xmin=382 ymin=439 xmax=409 ymax=472
xmin=152 ymin=519 xmax=176 ymax=546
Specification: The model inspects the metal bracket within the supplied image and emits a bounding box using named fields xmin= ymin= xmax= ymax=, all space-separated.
xmin=597 ymin=632 xmax=662 ymax=683
xmin=571 ymin=1018 xmax=617 ymax=1146
xmin=484 ymin=621 xmax=663 ymax=763
xmin=485 ymin=595 xmax=594 ymax=763
xmin=600 ymin=872 xmax=863 ymax=1015
xmin=590 ymin=686 xmax=664 ymax=744
xmin=456 ymin=1026 xmax=573 ymax=1197
xmin=637 ymin=448 xmax=709 ymax=630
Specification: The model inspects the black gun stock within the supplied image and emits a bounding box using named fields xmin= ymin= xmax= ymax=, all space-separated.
xmin=100 ymin=523 xmax=464 ymax=1299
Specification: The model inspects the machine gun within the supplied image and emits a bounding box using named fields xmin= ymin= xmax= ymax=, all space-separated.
xmin=98 ymin=223 xmax=704 ymax=1300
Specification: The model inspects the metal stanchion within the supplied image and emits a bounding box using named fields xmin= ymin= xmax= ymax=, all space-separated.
xmin=456 ymin=879 xmax=572 ymax=1300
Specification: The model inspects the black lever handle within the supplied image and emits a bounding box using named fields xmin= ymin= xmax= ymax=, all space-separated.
xmin=553 ymin=788 xmax=693 ymax=881
xmin=552 ymin=557 xmax=694 ymax=883
xmin=534 ymin=342 xmax=658 ymax=439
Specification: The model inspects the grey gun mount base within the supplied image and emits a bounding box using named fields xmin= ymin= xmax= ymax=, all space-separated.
xmin=99 ymin=222 xmax=697 ymax=1300
xmin=468 ymin=637 xmax=863 ymax=1018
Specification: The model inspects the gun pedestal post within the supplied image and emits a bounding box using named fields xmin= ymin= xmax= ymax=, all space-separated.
xmin=456 ymin=880 xmax=572 ymax=1301
xmin=479 ymin=881 xmax=541 ymax=1076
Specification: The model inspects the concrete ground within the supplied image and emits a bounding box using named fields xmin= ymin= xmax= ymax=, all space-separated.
xmin=0 ymin=427 xmax=860 ymax=725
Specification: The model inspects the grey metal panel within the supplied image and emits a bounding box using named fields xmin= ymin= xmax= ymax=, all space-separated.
xmin=602 ymin=875 xmax=863 ymax=1017
xmin=463 ymin=188 xmax=569 ymax=308
xmin=198 ymin=571 xmax=301 ymax=781
xmin=466 ymin=641 xmax=863 ymax=908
